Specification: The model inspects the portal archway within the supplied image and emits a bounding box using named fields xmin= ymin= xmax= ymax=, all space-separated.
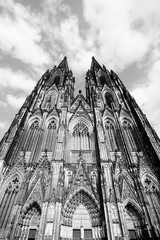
xmin=124 ymin=201 xmax=148 ymax=240
xmin=15 ymin=201 xmax=41 ymax=240
xmin=61 ymin=189 xmax=105 ymax=239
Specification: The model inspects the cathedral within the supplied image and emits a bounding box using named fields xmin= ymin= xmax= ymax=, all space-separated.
xmin=0 ymin=57 xmax=160 ymax=240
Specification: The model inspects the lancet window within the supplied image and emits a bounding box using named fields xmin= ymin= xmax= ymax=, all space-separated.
xmin=105 ymin=92 xmax=114 ymax=109
xmin=45 ymin=120 xmax=57 ymax=152
xmin=72 ymin=123 xmax=90 ymax=150
xmin=122 ymin=120 xmax=137 ymax=151
xmin=0 ymin=177 xmax=21 ymax=229
xmin=41 ymin=91 xmax=57 ymax=110
xmin=25 ymin=120 xmax=40 ymax=151
xmin=143 ymin=177 xmax=160 ymax=226
xmin=104 ymin=119 xmax=117 ymax=151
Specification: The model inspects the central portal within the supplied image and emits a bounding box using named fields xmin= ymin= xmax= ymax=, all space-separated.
xmin=72 ymin=204 xmax=92 ymax=240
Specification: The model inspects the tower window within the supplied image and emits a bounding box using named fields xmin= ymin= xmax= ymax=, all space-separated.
xmin=54 ymin=76 xmax=60 ymax=85
xmin=105 ymin=92 xmax=114 ymax=109
xmin=72 ymin=123 xmax=90 ymax=150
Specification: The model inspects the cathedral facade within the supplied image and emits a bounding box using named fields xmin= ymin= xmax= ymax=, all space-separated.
xmin=0 ymin=57 xmax=160 ymax=240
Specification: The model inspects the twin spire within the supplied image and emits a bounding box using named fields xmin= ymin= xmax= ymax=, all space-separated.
xmin=56 ymin=56 xmax=104 ymax=73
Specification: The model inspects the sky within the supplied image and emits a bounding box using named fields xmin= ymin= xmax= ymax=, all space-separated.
xmin=0 ymin=0 xmax=160 ymax=139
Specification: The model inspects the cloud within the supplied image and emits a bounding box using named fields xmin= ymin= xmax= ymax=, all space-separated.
xmin=82 ymin=0 xmax=160 ymax=70
xmin=6 ymin=94 xmax=25 ymax=109
xmin=0 ymin=100 xmax=7 ymax=108
xmin=0 ymin=67 xmax=36 ymax=93
xmin=132 ymin=59 xmax=160 ymax=136
xmin=0 ymin=0 xmax=51 ymax=69
xmin=0 ymin=121 xmax=7 ymax=129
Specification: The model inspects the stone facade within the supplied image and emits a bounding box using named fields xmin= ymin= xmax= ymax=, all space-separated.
xmin=0 ymin=57 xmax=160 ymax=240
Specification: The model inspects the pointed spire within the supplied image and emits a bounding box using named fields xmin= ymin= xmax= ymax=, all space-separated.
xmin=90 ymin=56 xmax=103 ymax=72
xmin=57 ymin=56 xmax=69 ymax=72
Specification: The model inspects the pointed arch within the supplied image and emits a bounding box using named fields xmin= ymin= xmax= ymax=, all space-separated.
xmin=102 ymin=85 xmax=118 ymax=109
xmin=44 ymin=117 xmax=57 ymax=152
xmin=120 ymin=116 xmax=137 ymax=151
xmin=69 ymin=117 xmax=93 ymax=151
xmin=24 ymin=119 xmax=41 ymax=153
xmin=141 ymin=173 xmax=159 ymax=188
xmin=16 ymin=201 xmax=41 ymax=240
xmin=69 ymin=116 xmax=93 ymax=134
xmin=141 ymin=173 xmax=160 ymax=227
xmin=0 ymin=175 xmax=21 ymax=229
xmin=123 ymin=198 xmax=148 ymax=239
xmin=103 ymin=116 xmax=117 ymax=151
xmin=28 ymin=116 xmax=41 ymax=128
xmin=62 ymin=189 xmax=101 ymax=227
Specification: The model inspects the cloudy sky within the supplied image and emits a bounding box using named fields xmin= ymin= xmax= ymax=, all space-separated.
xmin=0 ymin=0 xmax=160 ymax=140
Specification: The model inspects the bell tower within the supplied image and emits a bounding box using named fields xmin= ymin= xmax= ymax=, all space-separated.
xmin=0 ymin=57 xmax=160 ymax=240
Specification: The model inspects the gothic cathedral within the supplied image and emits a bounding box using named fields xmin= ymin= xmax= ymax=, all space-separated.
xmin=0 ymin=57 xmax=160 ymax=240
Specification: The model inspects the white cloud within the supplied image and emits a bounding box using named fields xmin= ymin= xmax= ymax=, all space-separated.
xmin=0 ymin=0 xmax=51 ymax=68
xmin=6 ymin=94 xmax=25 ymax=109
xmin=0 ymin=121 xmax=7 ymax=129
xmin=132 ymin=59 xmax=160 ymax=136
xmin=0 ymin=68 xmax=36 ymax=93
xmin=82 ymin=0 xmax=160 ymax=70
xmin=0 ymin=100 xmax=7 ymax=108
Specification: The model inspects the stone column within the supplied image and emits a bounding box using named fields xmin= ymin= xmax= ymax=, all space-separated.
xmin=102 ymin=163 xmax=114 ymax=240
xmin=38 ymin=202 xmax=48 ymax=240
xmin=52 ymin=202 xmax=62 ymax=240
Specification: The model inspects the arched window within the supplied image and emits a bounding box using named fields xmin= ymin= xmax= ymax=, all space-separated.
xmin=104 ymin=119 xmax=117 ymax=151
xmin=105 ymin=92 xmax=114 ymax=109
xmin=45 ymin=120 xmax=57 ymax=152
xmin=143 ymin=177 xmax=160 ymax=226
xmin=72 ymin=123 xmax=90 ymax=150
xmin=122 ymin=120 xmax=137 ymax=151
xmin=15 ymin=202 xmax=41 ymax=240
xmin=0 ymin=177 xmax=21 ymax=229
xmin=25 ymin=120 xmax=40 ymax=151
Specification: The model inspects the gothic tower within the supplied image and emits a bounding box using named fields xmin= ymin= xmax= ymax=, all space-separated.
xmin=0 ymin=57 xmax=160 ymax=240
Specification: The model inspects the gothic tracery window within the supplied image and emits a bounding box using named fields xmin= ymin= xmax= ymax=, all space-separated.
xmin=45 ymin=120 xmax=57 ymax=152
xmin=25 ymin=120 xmax=40 ymax=151
xmin=143 ymin=177 xmax=160 ymax=221
xmin=104 ymin=119 xmax=117 ymax=151
xmin=72 ymin=123 xmax=90 ymax=150
xmin=105 ymin=92 xmax=114 ymax=109
xmin=0 ymin=177 xmax=21 ymax=229
xmin=122 ymin=120 xmax=137 ymax=151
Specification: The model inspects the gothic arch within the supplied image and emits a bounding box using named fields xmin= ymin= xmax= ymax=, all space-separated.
xmin=46 ymin=116 xmax=59 ymax=129
xmin=120 ymin=116 xmax=137 ymax=151
xmin=24 ymin=118 xmax=41 ymax=153
xmin=103 ymin=116 xmax=115 ymax=128
xmin=62 ymin=189 xmax=101 ymax=227
xmin=16 ymin=201 xmax=41 ymax=240
xmin=102 ymin=86 xmax=118 ymax=108
xmin=43 ymin=117 xmax=58 ymax=151
xmin=0 ymin=175 xmax=21 ymax=229
xmin=46 ymin=87 xmax=58 ymax=107
xmin=22 ymin=200 xmax=42 ymax=216
xmin=123 ymin=198 xmax=143 ymax=217
xmin=27 ymin=116 xmax=41 ymax=129
xmin=69 ymin=116 xmax=93 ymax=134
xmin=46 ymin=84 xmax=58 ymax=94
xmin=141 ymin=173 xmax=159 ymax=189
xmin=123 ymin=198 xmax=147 ymax=239
xmin=0 ymin=172 xmax=22 ymax=199
xmin=103 ymin=116 xmax=117 ymax=151
xmin=120 ymin=116 xmax=133 ymax=127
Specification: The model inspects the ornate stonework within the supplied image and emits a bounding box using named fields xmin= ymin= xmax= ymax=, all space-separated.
xmin=0 ymin=57 xmax=160 ymax=240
